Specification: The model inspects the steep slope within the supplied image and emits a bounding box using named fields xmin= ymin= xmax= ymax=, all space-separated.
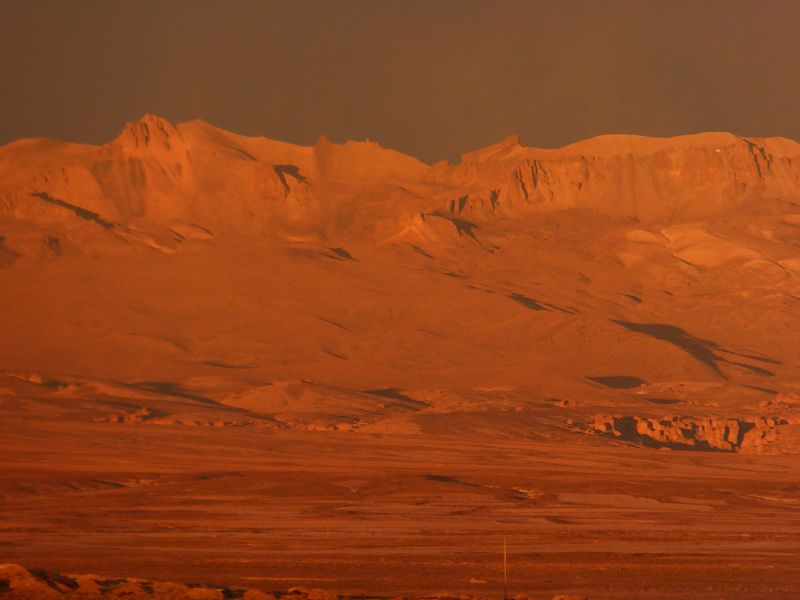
xmin=1 ymin=119 xmax=799 ymax=394
xmin=0 ymin=115 xmax=436 ymax=260
xmin=429 ymin=132 xmax=800 ymax=221
xmin=2 ymin=116 xmax=799 ymax=265
xmin=3 ymin=119 xmax=800 ymax=599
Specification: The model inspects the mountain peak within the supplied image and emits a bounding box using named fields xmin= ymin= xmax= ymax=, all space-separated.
xmin=111 ymin=114 xmax=180 ymax=151
xmin=461 ymin=133 xmax=524 ymax=163
xmin=499 ymin=133 xmax=522 ymax=146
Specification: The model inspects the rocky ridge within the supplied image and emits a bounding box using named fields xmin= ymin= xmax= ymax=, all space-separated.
xmin=1 ymin=116 xmax=799 ymax=264
xmin=591 ymin=408 xmax=800 ymax=453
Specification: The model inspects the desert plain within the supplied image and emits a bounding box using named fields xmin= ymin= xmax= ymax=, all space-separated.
xmin=1 ymin=116 xmax=800 ymax=598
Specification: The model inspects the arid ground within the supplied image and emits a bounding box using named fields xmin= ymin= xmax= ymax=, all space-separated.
xmin=1 ymin=117 xmax=800 ymax=598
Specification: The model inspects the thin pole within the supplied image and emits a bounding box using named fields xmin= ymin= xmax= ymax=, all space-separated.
xmin=503 ymin=537 xmax=508 ymax=600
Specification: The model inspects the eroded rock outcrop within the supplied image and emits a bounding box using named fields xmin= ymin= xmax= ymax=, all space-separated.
xmin=2 ymin=118 xmax=799 ymax=262
xmin=0 ymin=563 xmax=278 ymax=599
xmin=0 ymin=563 xmax=533 ymax=600
xmin=431 ymin=133 xmax=800 ymax=222
xmin=591 ymin=413 xmax=800 ymax=454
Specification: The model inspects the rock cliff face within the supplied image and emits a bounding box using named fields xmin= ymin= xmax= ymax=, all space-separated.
xmin=0 ymin=563 xmax=275 ymax=599
xmin=1 ymin=116 xmax=800 ymax=412
xmin=430 ymin=133 xmax=800 ymax=221
xmin=591 ymin=413 xmax=800 ymax=454
xmin=1 ymin=116 xmax=799 ymax=258
xmin=0 ymin=115 xmax=433 ymax=243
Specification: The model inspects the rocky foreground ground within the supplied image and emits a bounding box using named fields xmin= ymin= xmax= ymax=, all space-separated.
xmin=0 ymin=564 xmax=587 ymax=600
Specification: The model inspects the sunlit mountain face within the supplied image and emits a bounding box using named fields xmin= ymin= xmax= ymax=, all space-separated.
xmin=2 ymin=117 xmax=800 ymax=599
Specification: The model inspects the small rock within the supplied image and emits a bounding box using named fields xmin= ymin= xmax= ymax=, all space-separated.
xmin=184 ymin=587 xmax=224 ymax=600
xmin=151 ymin=580 xmax=190 ymax=598
xmin=287 ymin=587 xmax=310 ymax=597
xmin=307 ymin=588 xmax=338 ymax=600
xmin=0 ymin=564 xmax=59 ymax=598
xmin=72 ymin=573 xmax=102 ymax=595
xmin=243 ymin=590 xmax=278 ymax=600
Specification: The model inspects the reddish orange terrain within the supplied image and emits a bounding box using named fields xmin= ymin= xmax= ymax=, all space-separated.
xmin=1 ymin=116 xmax=800 ymax=599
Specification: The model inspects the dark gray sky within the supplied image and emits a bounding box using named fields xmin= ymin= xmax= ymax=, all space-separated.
xmin=1 ymin=0 xmax=799 ymax=163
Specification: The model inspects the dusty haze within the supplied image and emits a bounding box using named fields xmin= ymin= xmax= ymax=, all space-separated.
xmin=3 ymin=2 xmax=800 ymax=599
xmin=2 ymin=0 xmax=800 ymax=162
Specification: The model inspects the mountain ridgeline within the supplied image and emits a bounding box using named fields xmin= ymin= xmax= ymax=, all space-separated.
xmin=1 ymin=115 xmax=799 ymax=260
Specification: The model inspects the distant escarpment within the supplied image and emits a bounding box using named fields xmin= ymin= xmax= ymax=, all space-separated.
xmin=1 ymin=116 xmax=799 ymax=260
xmin=432 ymin=133 xmax=800 ymax=221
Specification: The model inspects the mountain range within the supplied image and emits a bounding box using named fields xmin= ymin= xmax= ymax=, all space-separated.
xmin=2 ymin=117 xmax=800 ymax=598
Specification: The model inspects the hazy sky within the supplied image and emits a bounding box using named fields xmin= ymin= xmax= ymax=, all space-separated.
xmin=2 ymin=0 xmax=799 ymax=163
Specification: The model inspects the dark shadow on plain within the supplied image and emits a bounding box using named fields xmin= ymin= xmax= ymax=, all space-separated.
xmin=644 ymin=398 xmax=682 ymax=405
xmin=126 ymin=381 xmax=216 ymax=404
xmin=424 ymin=474 xmax=482 ymax=488
xmin=329 ymin=247 xmax=356 ymax=260
xmin=544 ymin=302 xmax=577 ymax=314
xmin=587 ymin=375 xmax=646 ymax=389
xmin=411 ymin=245 xmax=434 ymax=259
xmin=509 ymin=293 xmax=547 ymax=311
xmin=451 ymin=216 xmax=478 ymax=239
xmin=427 ymin=211 xmax=479 ymax=241
xmin=613 ymin=321 xmax=726 ymax=375
xmin=273 ymin=164 xmax=308 ymax=194
xmin=31 ymin=192 xmax=114 ymax=229
xmin=724 ymin=349 xmax=781 ymax=365
xmin=612 ymin=320 xmax=778 ymax=378
xmin=742 ymin=384 xmax=778 ymax=395
xmin=200 ymin=360 xmax=256 ymax=369
xmin=363 ymin=388 xmax=430 ymax=408
xmin=726 ymin=360 xmax=774 ymax=376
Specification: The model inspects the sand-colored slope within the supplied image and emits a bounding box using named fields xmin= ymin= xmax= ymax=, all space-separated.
xmin=2 ymin=116 xmax=799 ymax=264
xmin=2 ymin=120 xmax=800 ymax=598
xmin=1 ymin=211 xmax=797 ymax=399
xmin=0 ymin=115 xmax=438 ymax=257
xmin=1 ymin=121 xmax=799 ymax=435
